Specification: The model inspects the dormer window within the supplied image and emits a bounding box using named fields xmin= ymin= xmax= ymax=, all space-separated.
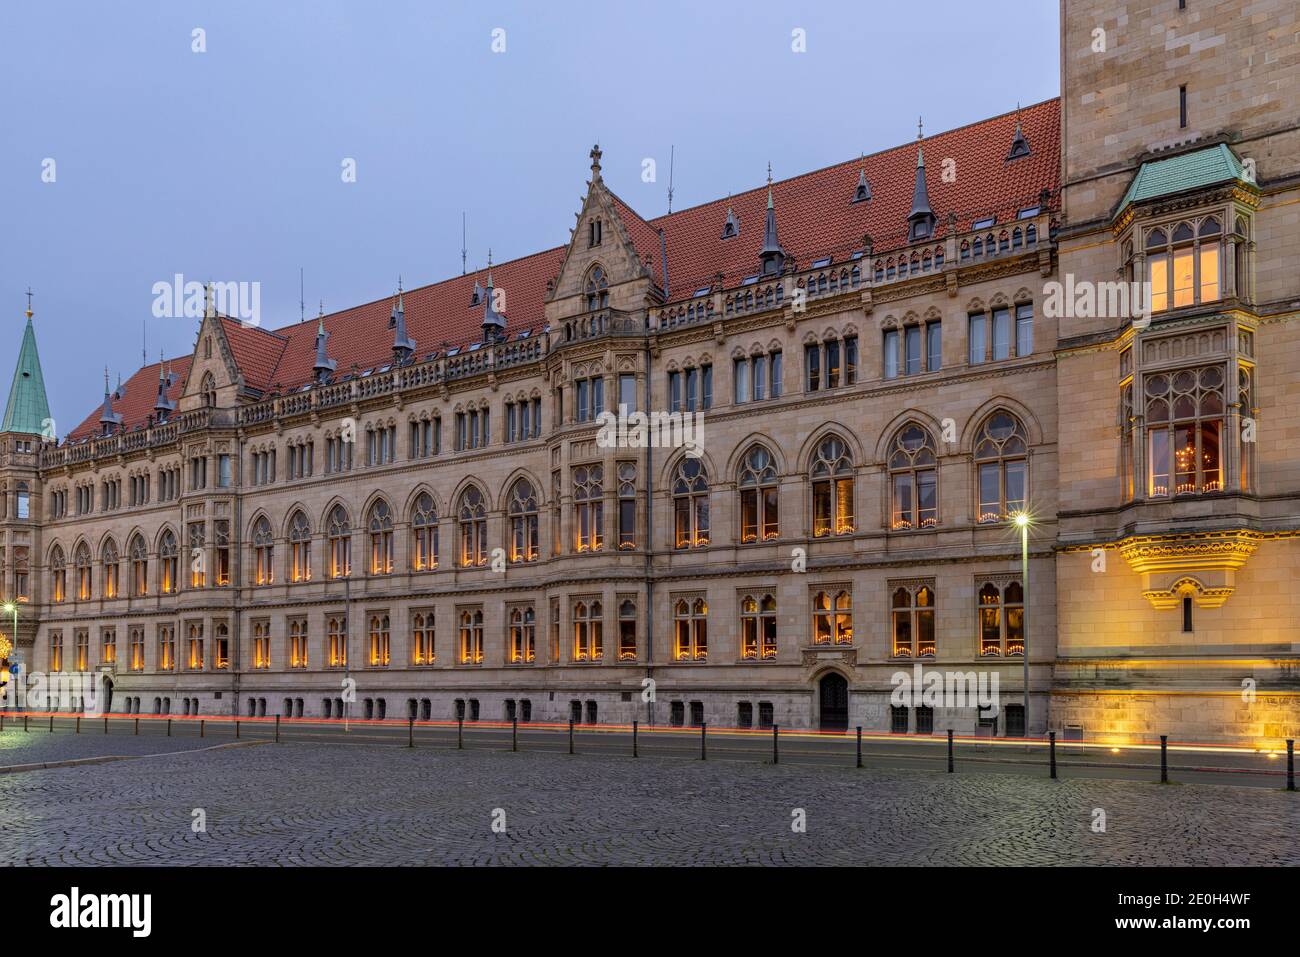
xmin=721 ymin=207 xmax=739 ymax=239
xmin=588 ymin=218 xmax=603 ymax=247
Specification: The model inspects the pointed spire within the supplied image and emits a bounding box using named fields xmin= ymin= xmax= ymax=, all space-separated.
xmin=390 ymin=276 xmax=416 ymax=361
xmin=482 ymin=249 xmax=505 ymax=343
xmin=313 ymin=301 xmax=336 ymax=380
xmin=908 ymin=119 xmax=937 ymax=242
xmin=99 ymin=366 xmax=123 ymax=434
xmin=154 ymin=349 xmax=176 ymax=417
xmin=759 ymin=163 xmax=785 ymax=277
xmin=852 ymin=168 xmax=872 ymax=203
xmin=2 ymin=294 xmax=52 ymax=437
xmin=1007 ymin=103 xmax=1031 ymax=160
xmin=203 ymin=281 xmax=215 ymax=319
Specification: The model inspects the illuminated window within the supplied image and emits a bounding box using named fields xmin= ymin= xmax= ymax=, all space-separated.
xmin=289 ymin=618 xmax=308 ymax=668
xmin=672 ymin=597 xmax=708 ymax=661
xmin=617 ymin=462 xmax=637 ymax=549
xmin=214 ymin=520 xmax=231 ymax=587
xmin=327 ymin=505 xmax=351 ymax=578
xmin=214 ymin=622 xmax=230 ymax=669
xmin=327 ymin=615 xmax=347 ymax=668
xmin=1144 ymin=366 xmax=1224 ymax=497
xmin=672 ymin=458 xmax=710 ymax=548
xmin=412 ymin=612 xmax=435 ymax=665
xmin=49 ymin=632 xmax=63 ymax=672
xmin=811 ymin=436 xmax=854 ymax=537
xmin=411 ymin=493 xmax=439 ymax=570
xmin=891 ymin=585 xmax=935 ymax=658
xmin=572 ymin=600 xmax=603 ymax=662
xmin=573 ymin=465 xmax=604 ymax=552
xmin=738 ymin=445 xmax=779 ymax=543
xmin=509 ymin=606 xmax=536 ymax=663
xmin=617 ymin=599 xmax=637 ymax=661
xmin=98 ymin=539 xmax=118 ymax=599
xmin=50 ymin=545 xmax=66 ymax=603
xmin=812 ymin=590 xmax=852 ymax=645
xmin=74 ymin=629 xmax=88 ymax=670
xmin=130 ymin=536 xmax=148 ymax=596
xmin=253 ymin=517 xmax=274 ymax=585
xmin=458 ymin=487 xmax=488 ymax=567
xmin=288 ymin=511 xmax=312 ymax=582
xmin=1146 ymin=218 xmax=1221 ymax=313
xmin=252 ymin=620 xmax=271 ymax=669
xmin=458 ymin=609 xmax=484 ymax=664
xmin=101 ymin=627 xmax=116 ymax=665
xmin=978 ymin=580 xmax=1024 ymax=657
xmin=74 ymin=542 xmax=92 ymax=600
xmin=889 ymin=425 xmax=938 ymax=530
xmin=368 ymin=501 xmax=393 ymax=575
xmin=974 ymin=412 xmax=1028 ymax=523
xmin=740 ymin=594 xmax=778 ymax=660
xmin=159 ymin=530 xmax=178 ymax=595
xmin=187 ymin=622 xmax=204 ymax=670
xmin=158 ymin=625 xmax=174 ymax=672
xmin=368 ymin=614 xmax=390 ymax=667
xmin=128 ymin=627 xmax=145 ymax=672
xmin=508 ymin=480 xmax=539 ymax=562
xmin=188 ymin=522 xmax=205 ymax=588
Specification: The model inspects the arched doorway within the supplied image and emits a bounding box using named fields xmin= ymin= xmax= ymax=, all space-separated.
xmin=818 ymin=672 xmax=849 ymax=731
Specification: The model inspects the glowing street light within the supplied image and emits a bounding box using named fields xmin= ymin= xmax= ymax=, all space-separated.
xmin=1009 ymin=511 xmax=1032 ymax=736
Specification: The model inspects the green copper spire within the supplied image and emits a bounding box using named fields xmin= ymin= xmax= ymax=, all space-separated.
xmin=2 ymin=294 xmax=52 ymax=437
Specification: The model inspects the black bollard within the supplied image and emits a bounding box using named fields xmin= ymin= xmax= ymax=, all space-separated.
xmin=568 ymin=718 xmax=575 ymax=755
xmin=1160 ymin=734 xmax=1168 ymax=784
xmin=947 ymin=729 xmax=954 ymax=773
xmin=1287 ymin=740 xmax=1295 ymax=792
xmin=408 ymin=716 xmax=414 ymax=749
xmin=700 ymin=721 xmax=707 ymax=760
xmin=772 ymin=724 xmax=779 ymax=765
xmin=167 ymin=718 xmax=171 ymax=737
xmin=856 ymin=726 xmax=863 ymax=768
xmin=200 ymin=719 xmax=205 ymax=739
xmin=632 ymin=720 xmax=638 ymax=758
xmin=1049 ymin=731 xmax=1057 ymax=779
xmin=104 ymin=716 xmax=108 ymax=735
xmin=133 ymin=717 xmax=138 ymax=736
xmin=235 ymin=719 xmax=240 ymax=739
xmin=275 ymin=714 xmax=280 ymax=743
xmin=457 ymin=716 xmax=463 ymax=750
xmin=511 ymin=716 xmax=517 ymax=752
xmin=76 ymin=716 xmax=80 ymax=733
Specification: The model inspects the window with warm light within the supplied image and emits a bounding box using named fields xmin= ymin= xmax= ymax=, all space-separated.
xmin=327 ymin=615 xmax=347 ymax=668
xmin=214 ymin=520 xmax=231 ymax=587
xmin=327 ymin=505 xmax=351 ymax=578
xmin=813 ymin=590 xmax=852 ymax=645
xmin=411 ymin=493 xmax=439 ymax=570
xmin=458 ymin=487 xmax=488 ymax=567
xmin=891 ymin=584 xmax=936 ymax=658
xmin=130 ymin=535 xmax=148 ymax=596
xmin=49 ymin=632 xmax=63 ymax=672
xmin=978 ymin=580 xmax=1024 ymax=657
xmin=50 ymin=546 xmax=66 ymax=603
xmin=740 ymin=594 xmax=778 ymax=660
xmin=159 ymin=530 xmax=178 ymax=594
xmin=129 ymin=627 xmax=144 ymax=672
xmin=368 ymin=614 xmax=390 ymax=667
xmin=289 ymin=618 xmax=308 ymax=668
xmin=253 ymin=517 xmax=274 ymax=585
xmin=508 ymin=480 xmax=539 ymax=562
xmin=412 ymin=612 xmax=435 ymax=665
xmin=1145 ymin=218 xmax=1221 ymax=313
xmin=74 ymin=543 xmax=91 ymax=600
xmin=509 ymin=606 xmax=536 ymax=663
xmin=74 ymin=629 xmax=88 ymax=671
xmin=974 ymin=412 xmax=1028 ymax=523
xmin=573 ymin=465 xmax=604 ymax=552
xmin=617 ymin=462 xmax=637 ymax=549
xmin=673 ymin=597 xmax=708 ymax=661
xmin=368 ymin=501 xmax=393 ymax=575
xmin=158 ymin=625 xmax=175 ymax=671
xmin=101 ymin=627 xmax=116 ymax=665
xmin=738 ymin=445 xmax=779 ymax=543
xmin=252 ymin=620 xmax=271 ymax=669
xmin=889 ymin=424 xmax=938 ymax=530
xmin=188 ymin=522 xmax=205 ymax=588
xmin=811 ymin=436 xmax=855 ymax=537
xmin=672 ymin=458 xmax=710 ymax=548
xmin=186 ymin=622 xmax=204 ymax=670
xmin=572 ymin=600 xmax=603 ymax=662
xmin=1144 ymin=366 xmax=1224 ymax=497
xmin=214 ymin=622 xmax=229 ymax=669
xmin=458 ymin=609 xmax=484 ymax=664
xmin=288 ymin=511 xmax=312 ymax=582
xmin=617 ymin=599 xmax=637 ymax=661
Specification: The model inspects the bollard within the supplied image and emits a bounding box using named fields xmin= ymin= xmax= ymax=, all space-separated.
xmin=167 ymin=718 xmax=171 ymax=737
xmin=856 ymin=726 xmax=863 ymax=769
xmin=408 ymin=716 xmax=414 ymax=749
xmin=50 ymin=714 xmax=54 ymax=732
xmin=772 ymin=724 xmax=780 ymax=765
xmin=1049 ymin=731 xmax=1057 ymax=779
xmin=457 ymin=716 xmax=464 ymax=750
xmin=1160 ymin=734 xmax=1168 ymax=784
xmin=24 ymin=714 xmax=29 ymax=733
xmin=1287 ymin=740 xmax=1295 ymax=792
xmin=632 ymin=719 xmax=638 ymax=758
xmin=76 ymin=716 xmax=80 ymax=733
xmin=700 ymin=721 xmax=707 ymax=760
xmin=0 ymin=713 xmax=4 ymax=732
xmin=275 ymin=714 xmax=281 ymax=744
xmin=511 ymin=716 xmax=517 ymax=753
xmin=104 ymin=716 xmax=108 ymax=735
xmin=947 ymin=729 xmax=954 ymax=773
xmin=198 ymin=719 xmax=204 ymax=739
xmin=235 ymin=719 xmax=240 ymax=739
xmin=133 ymin=717 xmax=138 ymax=736
xmin=568 ymin=719 xmax=575 ymax=755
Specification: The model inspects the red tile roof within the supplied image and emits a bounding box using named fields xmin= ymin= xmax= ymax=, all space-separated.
xmin=66 ymin=99 xmax=1058 ymax=443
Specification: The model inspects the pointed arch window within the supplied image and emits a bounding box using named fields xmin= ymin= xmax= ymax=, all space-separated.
xmin=50 ymin=546 xmax=66 ymax=603
xmin=572 ymin=600 xmax=603 ymax=662
xmin=672 ymin=597 xmax=708 ymax=661
xmin=289 ymin=618 xmax=308 ymax=668
xmin=979 ymin=581 xmax=1024 ymax=657
xmin=74 ymin=542 xmax=92 ymax=601
xmin=618 ymin=599 xmax=637 ymax=661
xmin=201 ymin=371 xmax=217 ymax=408
xmin=585 ymin=265 xmax=608 ymax=311
xmin=368 ymin=614 xmax=391 ymax=666
xmin=130 ymin=536 xmax=147 ymax=596
xmin=508 ymin=480 xmax=539 ymax=562
xmin=289 ymin=511 xmax=312 ymax=582
xmin=738 ymin=445 xmax=779 ymax=543
xmin=573 ymin=465 xmax=604 ymax=552
xmin=327 ymin=505 xmax=351 ymax=578
xmin=813 ymin=590 xmax=853 ymax=645
xmin=368 ymin=501 xmax=393 ymax=575
xmin=253 ymin=517 xmax=274 ymax=585
xmin=1144 ymin=366 xmax=1224 ymax=497
xmin=101 ymin=539 xmax=120 ymax=599
xmin=412 ymin=612 xmax=435 ymax=665
xmin=672 ymin=458 xmax=710 ymax=548
xmin=974 ymin=413 xmax=1028 ymax=523
xmin=811 ymin=436 xmax=854 ymax=537
xmin=327 ymin=615 xmax=347 ymax=668
xmin=159 ymin=530 xmax=178 ymax=594
xmin=458 ymin=487 xmax=488 ymax=567
xmin=889 ymin=425 xmax=938 ymax=530
xmin=458 ymin=608 xmax=484 ymax=664
xmin=509 ymin=606 xmax=536 ymax=663
xmin=411 ymin=493 xmax=439 ymax=570
xmin=740 ymin=594 xmax=778 ymax=660
xmin=891 ymin=584 xmax=936 ymax=658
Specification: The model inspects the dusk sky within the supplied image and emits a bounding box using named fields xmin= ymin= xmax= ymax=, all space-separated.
xmin=0 ymin=0 xmax=1059 ymax=438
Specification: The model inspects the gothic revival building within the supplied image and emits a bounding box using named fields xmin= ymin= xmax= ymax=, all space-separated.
xmin=6 ymin=0 xmax=1297 ymax=744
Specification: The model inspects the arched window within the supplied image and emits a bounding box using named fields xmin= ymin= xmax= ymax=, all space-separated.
xmin=979 ymin=580 xmax=1024 ymax=657
xmin=368 ymin=614 xmax=391 ymax=666
xmin=201 ymin=372 xmax=216 ymax=408
xmin=289 ymin=511 xmax=312 ymax=582
xmin=458 ymin=609 xmax=484 ymax=663
xmin=368 ymin=501 xmax=393 ymax=575
xmin=509 ymin=607 xmax=536 ymax=663
xmin=159 ymin=530 xmax=178 ymax=594
xmin=813 ymin=590 xmax=852 ymax=645
xmin=253 ymin=517 xmax=274 ymax=585
xmin=1144 ymin=367 xmax=1224 ymax=497
xmin=740 ymin=594 xmax=777 ymax=660
xmin=327 ymin=505 xmax=351 ymax=578
xmin=811 ymin=436 xmax=854 ymax=537
xmin=585 ymin=266 xmax=608 ymax=312
xmin=129 ymin=536 xmax=147 ymax=596
xmin=327 ymin=615 xmax=347 ymax=668
xmin=572 ymin=600 xmax=603 ymax=662
xmin=672 ymin=458 xmax=710 ymax=549
xmin=289 ymin=619 xmax=308 ymax=668
xmin=458 ymin=487 xmax=488 ymax=567
xmin=508 ymin=480 xmax=539 ymax=563
xmin=573 ymin=465 xmax=603 ymax=552
xmin=738 ymin=445 xmax=779 ymax=543
xmin=50 ymin=546 xmax=66 ymax=603
xmin=891 ymin=584 xmax=935 ymax=658
xmin=673 ymin=597 xmax=708 ymax=661
xmin=74 ymin=542 xmax=92 ymax=601
xmin=974 ymin=412 xmax=1028 ymax=523
xmin=412 ymin=612 xmax=434 ymax=665
xmin=1146 ymin=218 xmax=1221 ymax=313
xmin=889 ymin=424 xmax=938 ymax=530
xmin=411 ymin=493 xmax=438 ymax=570
xmin=101 ymin=538 xmax=119 ymax=599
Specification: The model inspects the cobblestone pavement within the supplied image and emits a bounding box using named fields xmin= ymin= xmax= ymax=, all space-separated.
xmin=1 ymin=741 xmax=1296 ymax=865
xmin=0 ymin=727 xmax=240 ymax=768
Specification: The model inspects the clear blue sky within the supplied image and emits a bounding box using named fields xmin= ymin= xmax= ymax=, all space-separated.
xmin=0 ymin=0 xmax=1059 ymax=438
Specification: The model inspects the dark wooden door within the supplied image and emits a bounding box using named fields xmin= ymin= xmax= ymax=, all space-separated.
xmin=819 ymin=673 xmax=849 ymax=731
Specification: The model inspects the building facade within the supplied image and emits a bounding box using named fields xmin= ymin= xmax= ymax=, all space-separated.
xmin=4 ymin=0 xmax=1297 ymax=744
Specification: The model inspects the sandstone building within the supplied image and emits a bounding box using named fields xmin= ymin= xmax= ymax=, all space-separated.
xmin=5 ymin=0 xmax=1297 ymax=744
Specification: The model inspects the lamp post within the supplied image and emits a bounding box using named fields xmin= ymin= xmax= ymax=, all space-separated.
xmin=2 ymin=602 xmax=17 ymax=712
xmin=1012 ymin=513 xmax=1030 ymax=736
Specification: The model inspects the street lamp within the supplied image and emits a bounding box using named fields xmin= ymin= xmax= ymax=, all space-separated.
xmin=1011 ymin=513 xmax=1031 ymax=736
xmin=2 ymin=603 xmax=16 ymax=711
